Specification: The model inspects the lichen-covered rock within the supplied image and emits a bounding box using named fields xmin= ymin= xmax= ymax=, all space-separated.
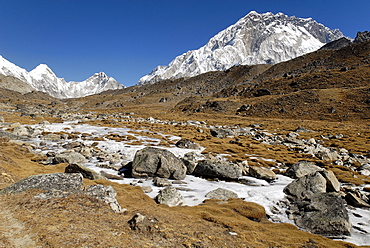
xmin=0 ymin=173 xmax=84 ymax=194
xmin=153 ymin=177 xmax=172 ymax=187
xmin=132 ymin=147 xmax=186 ymax=180
xmin=155 ymin=187 xmax=183 ymax=207
xmin=194 ymin=160 xmax=242 ymax=180
xmin=205 ymin=188 xmax=238 ymax=201
xmin=182 ymin=151 xmax=197 ymax=174
xmin=210 ymin=128 xmax=235 ymax=138
xmin=284 ymin=171 xmax=327 ymax=200
xmin=84 ymin=184 xmax=124 ymax=213
xmin=175 ymin=139 xmax=201 ymax=150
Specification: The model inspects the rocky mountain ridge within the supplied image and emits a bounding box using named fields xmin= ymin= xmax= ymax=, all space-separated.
xmin=139 ymin=11 xmax=344 ymax=85
xmin=0 ymin=56 xmax=124 ymax=98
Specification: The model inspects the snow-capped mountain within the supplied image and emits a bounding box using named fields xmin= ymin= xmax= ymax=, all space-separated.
xmin=0 ymin=56 xmax=124 ymax=98
xmin=139 ymin=11 xmax=344 ymax=85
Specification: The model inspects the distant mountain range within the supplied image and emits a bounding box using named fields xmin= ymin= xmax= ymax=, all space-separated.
xmin=0 ymin=56 xmax=124 ymax=98
xmin=139 ymin=11 xmax=344 ymax=85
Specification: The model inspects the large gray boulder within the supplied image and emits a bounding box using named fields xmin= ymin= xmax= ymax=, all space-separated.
xmin=84 ymin=184 xmax=123 ymax=213
xmin=0 ymin=173 xmax=84 ymax=194
xmin=293 ymin=193 xmax=351 ymax=237
xmin=248 ymin=166 xmax=277 ymax=182
xmin=284 ymin=171 xmax=327 ymax=200
xmin=193 ymin=160 xmax=242 ymax=180
xmin=132 ymin=147 xmax=187 ymax=180
xmin=155 ymin=187 xmax=183 ymax=207
xmin=285 ymin=161 xmax=323 ymax=179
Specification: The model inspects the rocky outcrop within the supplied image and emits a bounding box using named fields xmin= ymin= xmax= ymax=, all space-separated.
xmin=354 ymin=31 xmax=370 ymax=43
xmin=319 ymin=37 xmax=352 ymax=50
xmin=193 ymin=159 xmax=242 ymax=180
xmin=131 ymin=147 xmax=187 ymax=180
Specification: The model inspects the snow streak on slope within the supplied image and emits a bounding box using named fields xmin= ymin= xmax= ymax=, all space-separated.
xmin=0 ymin=56 xmax=124 ymax=98
xmin=139 ymin=11 xmax=344 ymax=85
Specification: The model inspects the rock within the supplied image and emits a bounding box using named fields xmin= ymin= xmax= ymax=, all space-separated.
xmin=155 ymin=187 xmax=183 ymax=207
xmin=285 ymin=161 xmax=323 ymax=179
xmin=354 ymin=31 xmax=370 ymax=43
xmin=175 ymin=139 xmax=201 ymax=150
xmin=100 ymin=171 xmax=124 ymax=180
xmin=345 ymin=192 xmax=370 ymax=208
xmin=295 ymin=126 xmax=312 ymax=133
xmin=153 ymin=177 xmax=172 ymax=187
xmin=132 ymin=147 xmax=187 ymax=180
xmin=315 ymin=149 xmax=340 ymax=161
xmin=284 ymin=172 xmax=327 ymax=200
xmin=193 ymin=160 xmax=242 ymax=180
xmin=128 ymin=213 xmax=158 ymax=232
xmin=62 ymin=141 xmax=85 ymax=149
xmin=182 ymin=152 xmax=197 ymax=174
xmin=294 ymin=193 xmax=351 ymax=237
xmin=12 ymin=125 xmax=42 ymax=137
xmin=205 ymin=188 xmax=238 ymax=201
xmin=54 ymin=152 xmax=88 ymax=164
xmin=357 ymin=164 xmax=370 ymax=176
xmin=237 ymin=104 xmax=251 ymax=112
xmin=248 ymin=166 xmax=277 ymax=182
xmin=320 ymin=170 xmax=340 ymax=192
xmin=210 ymin=128 xmax=235 ymax=138
xmin=0 ymin=173 xmax=84 ymax=194
xmin=319 ymin=37 xmax=352 ymax=50
xmin=255 ymin=88 xmax=271 ymax=97
xmin=65 ymin=163 xmax=105 ymax=180
xmin=84 ymin=184 xmax=124 ymax=213
xmin=141 ymin=186 xmax=153 ymax=193
xmin=0 ymin=130 xmax=27 ymax=140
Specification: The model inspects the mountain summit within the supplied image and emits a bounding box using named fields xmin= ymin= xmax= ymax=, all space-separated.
xmin=139 ymin=11 xmax=344 ymax=85
xmin=0 ymin=56 xmax=124 ymax=98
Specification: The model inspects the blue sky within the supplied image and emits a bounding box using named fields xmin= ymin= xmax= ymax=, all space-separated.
xmin=0 ymin=0 xmax=369 ymax=87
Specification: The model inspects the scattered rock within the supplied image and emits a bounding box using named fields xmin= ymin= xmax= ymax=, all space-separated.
xmin=205 ymin=188 xmax=238 ymax=201
xmin=345 ymin=192 xmax=370 ymax=208
xmin=131 ymin=147 xmax=187 ymax=180
xmin=210 ymin=128 xmax=235 ymax=138
xmin=182 ymin=151 xmax=197 ymax=174
xmin=155 ymin=186 xmax=183 ymax=207
xmin=320 ymin=170 xmax=341 ymax=192
xmin=153 ymin=177 xmax=172 ymax=187
xmin=193 ymin=159 xmax=242 ymax=180
xmin=65 ymin=163 xmax=105 ymax=180
xmin=175 ymin=139 xmax=201 ymax=150
xmin=100 ymin=171 xmax=124 ymax=180
xmin=141 ymin=186 xmax=153 ymax=193
xmin=54 ymin=152 xmax=88 ymax=164
xmin=295 ymin=126 xmax=312 ymax=133
xmin=128 ymin=213 xmax=158 ymax=232
xmin=248 ymin=166 xmax=277 ymax=182
xmin=84 ymin=184 xmax=124 ymax=213
xmin=284 ymin=172 xmax=327 ymax=200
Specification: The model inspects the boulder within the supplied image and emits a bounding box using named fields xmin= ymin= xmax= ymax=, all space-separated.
xmin=205 ymin=188 xmax=238 ymax=201
xmin=193 ymin=160 xmax=242 ymax=180
xmin=84 ymin=184 xmax=124 ymax=213
xmin=153 ymin=177 xmax=172 ymax=187
xmin=128 ymin=213 xmax=158 ymax=232
xmin=294 ymin=193 xmax=351 ymax=237
xmin=284 ymin=172 xmax=327 ymax=200
xmin=54 ymin=152 xmax=87 ymax=164
xmin=65 ymin=163 xmax=105 ymax=180
xmin=0 ymin=173 xmax=84 ymax=194
xmin=357 ymin=164 xmax=370 ymax=176
xmin=248 ymin=166 xmax=277 ymax=182
xmin=320 ymin=170 xmax=340 ymax=192
xmin=175 ymin=139 xmax=201 ymax=150
xmin=100 ymin=171 xmax=124 ymax=180
xmin=285 ymin=161 xmax=323 ymax=179
xmin=132 ymin=147 xmax=187 ymax=180
xmin=345 ymin=192 xmax=370 ymax=208
xmin=182 ymin=152 xmax=197 ymax=174
xmin=210 ymin=128 xmax=235 ymax=139
xmin=155 ymin=187 xmax=183 ymax=207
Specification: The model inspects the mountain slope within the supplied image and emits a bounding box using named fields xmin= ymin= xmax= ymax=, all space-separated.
xmin=139 ymin=11 xmax=344 ymax=85
xmin=0 ymin=56 xmax=124 ymax=98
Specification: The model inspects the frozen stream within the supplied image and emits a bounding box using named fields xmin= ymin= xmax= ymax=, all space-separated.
xmin=27 ymin=122 xmax=369 ymax=246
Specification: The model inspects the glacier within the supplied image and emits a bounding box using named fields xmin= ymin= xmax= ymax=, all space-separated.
xmin=0 ymin=56 xmax=124 ymax=99
xmin=138 ymin=11 xmax=344 ymax=85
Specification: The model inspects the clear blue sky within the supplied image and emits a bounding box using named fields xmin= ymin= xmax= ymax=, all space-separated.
xmin=0 ymin=0 xmax=369 ymax=86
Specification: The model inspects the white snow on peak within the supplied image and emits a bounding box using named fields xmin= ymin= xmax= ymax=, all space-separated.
xmin=0 ymin=56 xmax=125 ymax=98
xmin=138 ymin=11 xmax=344 ymax=85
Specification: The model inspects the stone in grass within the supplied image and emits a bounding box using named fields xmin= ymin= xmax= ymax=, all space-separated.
xmin=205 ymin=188 xmax=238 ymax=201
xmin=155 ymin=187 xmax=183 ymax=207
xmin=153 ymin=177 xmax=172 ymax=187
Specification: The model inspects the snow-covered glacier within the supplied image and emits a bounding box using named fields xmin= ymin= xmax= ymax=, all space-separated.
xmin=139 ymin=11 xmax=344 ymax=85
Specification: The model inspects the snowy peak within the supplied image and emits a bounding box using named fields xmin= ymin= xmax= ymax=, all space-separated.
xmin=0 ymin=56 xmax=125 ymax=98
xmin=138 ymin=11 xmax=344 ymax=85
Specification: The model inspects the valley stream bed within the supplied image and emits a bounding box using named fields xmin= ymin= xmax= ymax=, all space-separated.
xmin=22 ymin=122 xmax=370 ymax=246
